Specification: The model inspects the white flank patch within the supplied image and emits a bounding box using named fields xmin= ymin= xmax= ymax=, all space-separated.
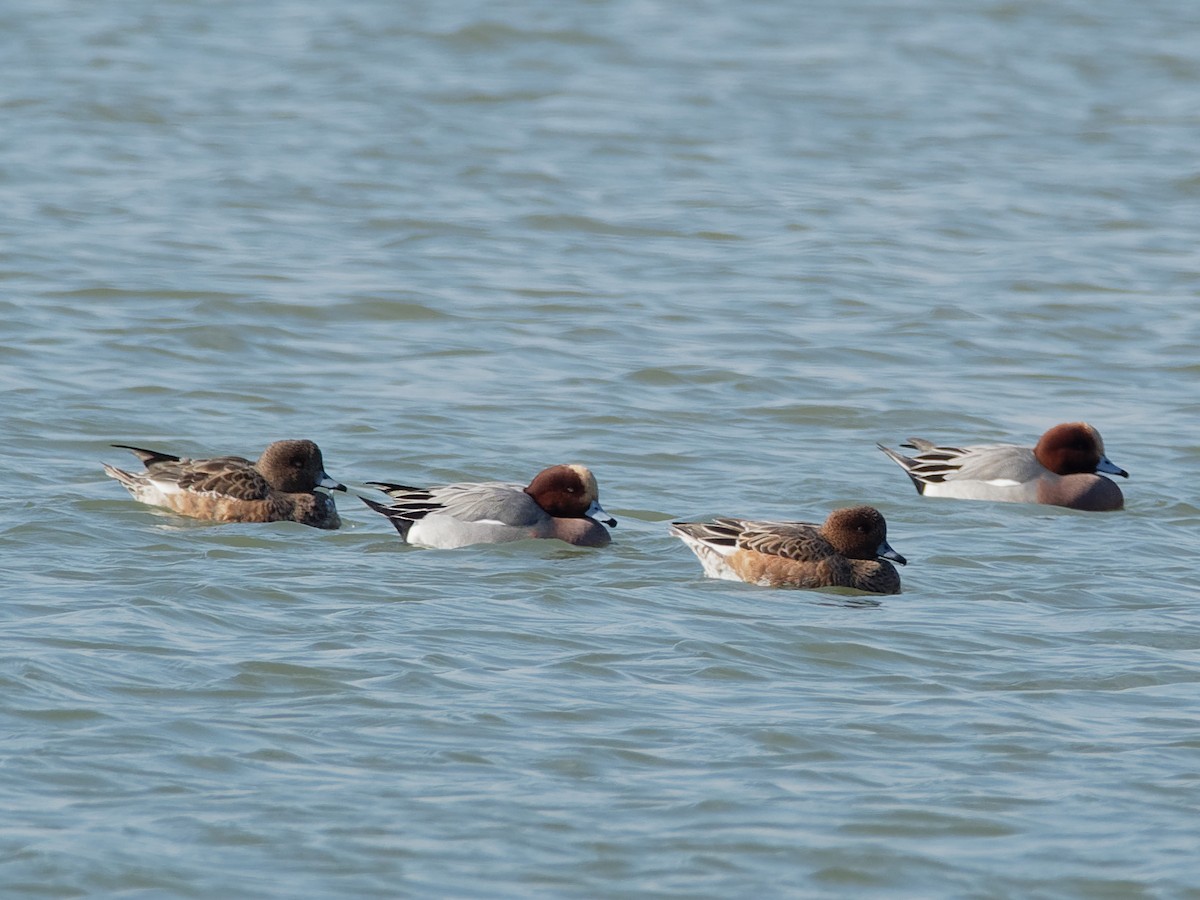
xmin=672 ymin=531 xmax=739 ymax=581
xmin=128 ymin=480 xmax=181 ymax=507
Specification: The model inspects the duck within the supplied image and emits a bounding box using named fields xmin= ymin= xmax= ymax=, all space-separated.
xmin=360 ymin=464 xmax=616 ymax=548
xmin=669 ymin=505 xmax=905 ymax=593
xmin=103 ymin=439 xmax=345 ymax=529
xmin=878 ymin=421 xmax=1127 ymax=511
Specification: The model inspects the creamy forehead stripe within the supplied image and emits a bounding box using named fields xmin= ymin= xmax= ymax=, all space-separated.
xmin=567 ymin=464 xmax=599 ymax=496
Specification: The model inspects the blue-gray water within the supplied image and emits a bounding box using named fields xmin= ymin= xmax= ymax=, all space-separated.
xmin=3 ymin=0 xmax=1200 ymax=896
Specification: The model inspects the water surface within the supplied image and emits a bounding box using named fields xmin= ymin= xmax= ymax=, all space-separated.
xmin=3 ymin=0 xmax=1199 ymax=896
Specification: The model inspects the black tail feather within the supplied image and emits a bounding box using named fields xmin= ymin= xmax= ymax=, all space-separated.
xmin=359 ymin=495 xmax=415 ymax=541
xmin=112 ymin=444 xmax=181 ymax=467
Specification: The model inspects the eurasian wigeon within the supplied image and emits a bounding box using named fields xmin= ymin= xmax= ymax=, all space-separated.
xmin=360 ymin=464 xmax=616 ymax=549
xmin=103 ymin=440 xmax=346 ymax=529
xmin=669 ymin=506 xmax=905 ymax=594
xmin=877 ymin=422 xmax=1128 ymax=511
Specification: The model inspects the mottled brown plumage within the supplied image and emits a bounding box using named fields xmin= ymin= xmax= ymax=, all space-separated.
xmin=670 ymin=506 xmax=905 ymax=594
xmin=103 ymin=440 xmax=345 ymax=529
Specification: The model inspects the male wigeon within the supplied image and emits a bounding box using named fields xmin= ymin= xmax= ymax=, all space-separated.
xmin=877 ymin=422 xmax=1128 ymax=511
xmin=360 ymin=464 xmax=616 ymax=548
xmin=103 ymin=439 xmax=346 ymax=529
xmin=669 ymin=506 xmax=905 ymax=594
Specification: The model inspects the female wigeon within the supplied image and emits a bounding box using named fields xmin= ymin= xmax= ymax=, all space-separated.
xmin=360 ymin=464 xmax=616 ymax=549
xmin=669 ymin=506 xmax=905 ymax=594
xmin=103 ymin=440 xmax=346 ymax=529
xmin=878 ymin=422 xmax=1128 ymax=511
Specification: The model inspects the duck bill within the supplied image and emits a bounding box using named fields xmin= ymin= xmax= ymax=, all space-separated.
xmin=320 ymin=473 xmax=348 ymax=492
xmin=586 ymin=499 xmax=617 ymax=528
xmin=1096 ymin=455 xmax=1129 ymax=478
xmin=877 ymin=540 xmax=906 ymax=566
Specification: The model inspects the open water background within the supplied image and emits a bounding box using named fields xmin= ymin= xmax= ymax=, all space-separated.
xmin=3 ymin=0 xmax=1199 ymax=896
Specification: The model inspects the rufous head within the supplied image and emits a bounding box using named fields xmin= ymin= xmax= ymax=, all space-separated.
xmin=1034 ymin=423 xmax=1128 ymax=478
xmin=525 ymin=464 xmax=616 ymax=526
